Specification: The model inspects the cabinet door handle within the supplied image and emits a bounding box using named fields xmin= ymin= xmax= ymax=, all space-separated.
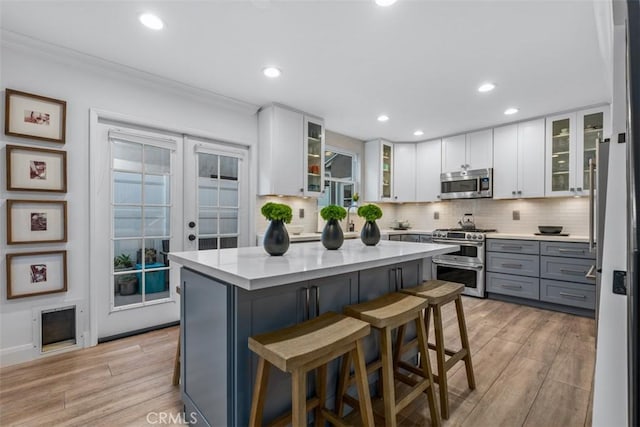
xmin=558 ymin=248 xmax=585 ymax=254
xmin=502 ymin=284 xmax=522 ymax=290
xmin=311 ymin=286 xmax=320 ymax=317
xmin=502 ymin=263 xmax=523 ymax=269
xmin=397 ymin=267 xmax=404 ymax=290
xmin=390 ymin=268 xmax=397 ymax=292
xmin=559 ymin=292 xmax=587 ymax=299
xmin=305 ymin=287 xmax=310 ymax=320
xmin=560 ymin=268 xmax=586 ymax=276
xmin=501 ymin=245 xmax=523 ymax=250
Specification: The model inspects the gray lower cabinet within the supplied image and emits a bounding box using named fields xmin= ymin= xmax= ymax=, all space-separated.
xmin=540 ymin=279 xmax=596 ymax=309
xmin=486 ymin=272 xmax=539 ymax=299
xmin=182 ymin=260 xmax=422 ymax=426
xmin=486 ymin=239 xmax=596 ymax=312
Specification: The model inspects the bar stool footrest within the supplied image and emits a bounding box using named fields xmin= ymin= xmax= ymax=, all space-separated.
xmin=266 ymin=397 xmax=321 ymax=427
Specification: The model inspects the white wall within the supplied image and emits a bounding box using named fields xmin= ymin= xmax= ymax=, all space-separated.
xmin=0 ymin=32 xmax=258 ymax=366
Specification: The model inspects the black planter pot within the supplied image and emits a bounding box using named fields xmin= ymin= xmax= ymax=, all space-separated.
xmin=361 ymin=220 xmax=381 ymax=246
xmin=322 ymin=219 xmax=344 ymax=250
xmin=263 ymin=220 xmax=290 ymax=256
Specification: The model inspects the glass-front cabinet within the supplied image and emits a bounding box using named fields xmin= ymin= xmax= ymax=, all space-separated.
xmin=381 ymin=142 xmax=393 ymax=199
xmin=545 ymin=107 xmax=609 ymax=197
xmin=303 ymin=116 xmax=325 ymax=197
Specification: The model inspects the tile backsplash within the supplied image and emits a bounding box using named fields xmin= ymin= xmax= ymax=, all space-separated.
xmin=257 ymin=196 xmax=590 ymax=237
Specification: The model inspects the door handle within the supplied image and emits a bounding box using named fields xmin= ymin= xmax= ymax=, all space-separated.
xmin=188 ymin=234 xmax=196 ymax=241
xmin=188 ymin=221 xmax=196 ymax=229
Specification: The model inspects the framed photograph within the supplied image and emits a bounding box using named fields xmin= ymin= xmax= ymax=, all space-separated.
xmin=6 ymin=250 xmax=68 ymax=299
xmin=5 ymin=89 xmax=66 ymax=143
xmin=6 ymin=145 xmax=67 ymax=192
xmin=7 ymin=200 xmax=68 ymax=244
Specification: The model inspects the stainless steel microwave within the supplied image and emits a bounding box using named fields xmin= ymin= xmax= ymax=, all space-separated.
xmin=440 ymin=168 xmax=493 ymax=199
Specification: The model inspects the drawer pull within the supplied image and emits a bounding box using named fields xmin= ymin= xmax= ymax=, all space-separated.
xmin=501 ymin=245 xmax=523 ymax=250
xmin=560 ymin=268 xmax=586 ymax=275
xmin=502 ymin=284 xmax=522 ymax=290
xmin=502 ymin=263 xmax=523 ymax=269
xmin=559 ymin=292 xmax=587 ymax=299
xmin=557 ymin=248 xmax=585 ymax=254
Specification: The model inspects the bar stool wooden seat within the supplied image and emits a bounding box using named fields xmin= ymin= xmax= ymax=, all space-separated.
xmin=400 ymin=280 xmax=476 ymax=419
xmin=172 ymin=285 xmax=181 ymax=387
xmin=337 ymin=293 xmax=441 ymax=427
xmin=248 ymin=312 xmax=375 ymax=427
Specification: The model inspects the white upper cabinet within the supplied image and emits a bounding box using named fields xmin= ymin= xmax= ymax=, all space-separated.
xmin=258 ymin=104 xmax=324 ymax=197
xmin=493 ymin=119 xmax=545 ymax=199
xmin=545 ymin=106 xmax=609 ymax=197
xmin=393 ymin=143 xmax=416 ymax=202
xmin=364 ymin=139 xmax=395 ymax=202
xmin=416 ymin=138 xmax=442 ymax=202
xmin=442 ymin=129 xmax=493 ymax=173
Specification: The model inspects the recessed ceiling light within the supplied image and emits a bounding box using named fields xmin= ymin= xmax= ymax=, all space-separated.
xmin=478 ymin=83 xmax=496 ymax=93
xmin=413 ymin=130 xmax=424 ymax=136
xmin=504 ymin=107 xmax=519 ymax=115
xmin=377 ymin=115 xmax=389 ymax=122
xmin=375 ymin=0 xmax=397 ymax=6
xmin=139 ymin=13 xmax=164 ymax=30
xmin=263 ymin=67 xmax=281 ymax=78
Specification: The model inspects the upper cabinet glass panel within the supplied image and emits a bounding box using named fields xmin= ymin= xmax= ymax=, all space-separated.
xmin=550 ymin=118 xmax=571 ymax=192
xmin=306 ymin=120 xmax=323 ymax=194
xmin=582 ymin=112 xmax=604 ymax=190
xmin=382 ymin=143 xmax=392 ymax=198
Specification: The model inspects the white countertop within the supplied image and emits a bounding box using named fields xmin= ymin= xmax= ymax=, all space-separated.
xmin=169 ymin=239 xmax=458 ymax=291
xmin=381 ymin=229 xmax=434 ymax=236
xmin=485 ymin=232 xmax=590 ymax=243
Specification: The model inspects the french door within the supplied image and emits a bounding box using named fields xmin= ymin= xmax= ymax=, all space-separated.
xmin=90 ymin=116 xmax=249 ymax=341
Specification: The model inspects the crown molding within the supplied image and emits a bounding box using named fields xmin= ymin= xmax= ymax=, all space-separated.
xmin=0 ymin=29 xmax=259 ymax=116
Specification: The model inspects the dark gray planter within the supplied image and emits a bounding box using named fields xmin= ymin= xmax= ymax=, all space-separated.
xmin=263 ymin=220 xmax=290 ymax=256
xmin=361 ymin=220 xmax=381 ymax=246
xmin=322 ymin=219 xmax=344 ymax=250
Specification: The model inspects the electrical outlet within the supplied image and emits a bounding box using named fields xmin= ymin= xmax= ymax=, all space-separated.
xmin=512 ymin=210 xmax=520 ymax=220
xmin=299 ymin=208 xmax=304 ymax=219
xmin=434 ymin=211 xmax=439 ymax=220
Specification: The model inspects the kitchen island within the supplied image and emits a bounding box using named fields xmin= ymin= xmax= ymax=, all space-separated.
xmin=168 ymin=239 xmax=458 ymax=426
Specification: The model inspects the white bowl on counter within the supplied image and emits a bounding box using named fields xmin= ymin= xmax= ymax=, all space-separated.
xmin=286 ymin=224 xmax=304 ymax=235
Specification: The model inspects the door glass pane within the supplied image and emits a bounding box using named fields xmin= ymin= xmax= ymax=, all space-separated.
xmin=199 ymin=177 xmax=219 ymax=207
xmin=144 ymin=207 xmax=170 ymax=236
xmin=144 ymin=174 xmax=170 ymax=205
xmin=114 ymin=239 xmax=142 ymax=271
xmin=144 ymin=238 xmax=170 ymax=268
xmin=144 ymin=145 xmax=171 ymax=174
xmin=220 ymin=156 xmax=238 ymax=180
xmin=551 ymin=118 xmax=570 ymax=192
xmin=219 ymin=209 xmax=238 ymax=234
xmin=114 ymin=206 xmax=142 ymax=237
xmin=199 ymin=207 xmax=218 ymax=235
xmin=113 ymin=141 xmax=142 ymax=172
xmin=582 ymin=112 xmax=603 ymax=191
xmin=220 ymin=180 xmax=238 ymax=207
xmin=199 ymin=153 xmax=218 ymax=178
xmin=114 ymin=172 xmax=142 ymax=204
xmin=382 ymin=144 xmax=392 ymax=198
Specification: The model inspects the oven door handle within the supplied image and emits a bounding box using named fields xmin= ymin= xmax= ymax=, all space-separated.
xmin=432 ymin=239 xmax=484 ymax=247
xmin=432 ymin=259 xmax=484 ymax=271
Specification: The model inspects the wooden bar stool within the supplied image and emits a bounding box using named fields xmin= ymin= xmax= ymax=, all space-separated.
xmin=400 ymin=280 xmax=476 ymax=419
xmin=172 ymin=285 xmax=181 ymax=387
xmin=337 ymin=293 xmax=441 ymax=427
xmin=248 ymin=312 xmax=374 ymax=427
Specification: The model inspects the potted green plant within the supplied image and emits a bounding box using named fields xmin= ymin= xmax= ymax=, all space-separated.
xmin=261 ymin=202 xmax=293 ymax=256
xmin=114 ymin=253 xmax=138 ymax=295
xmin=320 ymin=205 xmax=347 ymax=250
xmin=357 ymin=204 xmax=383 ymax=246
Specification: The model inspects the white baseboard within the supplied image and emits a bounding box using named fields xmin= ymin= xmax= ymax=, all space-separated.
xmin=0 ymin=344 xmax=35 ymax=367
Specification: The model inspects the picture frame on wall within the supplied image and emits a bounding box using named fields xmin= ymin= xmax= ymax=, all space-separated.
xmin=7 ymin=200 xmax=68 ymax=245
xmin=6 ymin=145 xmax=67 ymax=193
xmin=5 ymin=89 xmax=67 ymax=143
xmin=6 ymin=250 xmax=68 ymax=299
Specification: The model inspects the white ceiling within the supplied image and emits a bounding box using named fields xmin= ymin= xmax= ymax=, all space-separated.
xmin=0 ymin=0 xmax=611 ymax=142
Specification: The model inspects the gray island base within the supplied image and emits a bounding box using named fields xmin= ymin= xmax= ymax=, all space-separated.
xmin=168 ymin=240 xmax=458 ymax=426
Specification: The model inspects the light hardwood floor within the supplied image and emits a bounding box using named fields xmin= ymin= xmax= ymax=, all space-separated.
xmin=0 ymin=297 xmax=595 ymax=426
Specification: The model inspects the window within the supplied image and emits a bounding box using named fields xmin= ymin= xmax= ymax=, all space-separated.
xmin=318 ymin=147 xmax=358 ymax=208
xmin=111 ymin=136 xmax=173 ymax=309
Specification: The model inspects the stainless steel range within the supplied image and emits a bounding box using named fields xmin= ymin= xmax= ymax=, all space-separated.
xmin=431 ymin=228 xmax=496 ymax=298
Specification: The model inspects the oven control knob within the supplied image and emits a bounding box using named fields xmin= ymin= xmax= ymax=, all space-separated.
xmin=466 ymin=234 xmax=471 ymax=240
xmin=478 ymin=235 xmax=484 ymax=240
